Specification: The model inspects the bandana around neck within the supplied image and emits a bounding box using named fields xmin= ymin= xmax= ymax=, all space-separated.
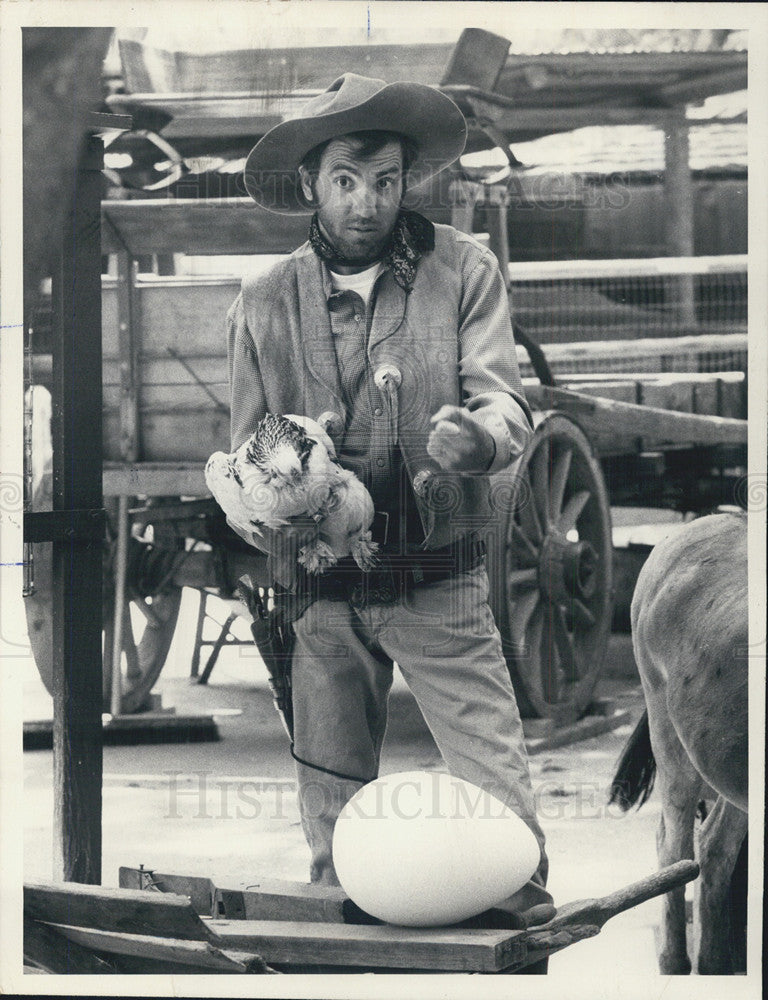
xmin=308 ymin=210 xmax=435 ymax=292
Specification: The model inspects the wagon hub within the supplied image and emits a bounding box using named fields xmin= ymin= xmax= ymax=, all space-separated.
xmin=538 ymin=530 xmax=598 ymax=604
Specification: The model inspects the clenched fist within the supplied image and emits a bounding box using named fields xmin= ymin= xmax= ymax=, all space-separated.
xmin=427 ymin=405 xmax=495 ymax=473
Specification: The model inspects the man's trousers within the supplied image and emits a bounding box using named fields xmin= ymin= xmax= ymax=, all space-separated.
xmin=290 ymin=561 xmax=551 ymax=911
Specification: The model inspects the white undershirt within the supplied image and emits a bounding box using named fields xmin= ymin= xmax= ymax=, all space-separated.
xmin=329 ymin=262 xmax=384 ymax=307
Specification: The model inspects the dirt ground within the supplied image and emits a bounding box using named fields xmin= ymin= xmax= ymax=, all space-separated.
xmin=20 ymin=585 xmax=676 ymax=984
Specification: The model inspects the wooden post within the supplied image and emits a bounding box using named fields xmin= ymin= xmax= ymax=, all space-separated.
xmin=50 ymin=131 xmax=105 ymax=883
xmin=663 ymin=111 xmax=696 ymax=328
xmin=482 ymin=185 xmax=512 ymax=289
xmin=448 ymin=178 xmax=483 ymax=237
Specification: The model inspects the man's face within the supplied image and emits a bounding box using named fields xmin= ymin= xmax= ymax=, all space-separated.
xmin=299 ymin=136 xmax=404 ymax=266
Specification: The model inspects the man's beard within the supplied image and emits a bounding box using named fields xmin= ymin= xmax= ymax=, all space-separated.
xmin=313 ymin=216 xmax=396 ymax=268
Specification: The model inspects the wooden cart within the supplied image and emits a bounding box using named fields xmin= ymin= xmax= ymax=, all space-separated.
xmin=24 ymin=859 xmax=699 ymax=974
xmin=23 ymin=185 xmax=748 ymax=723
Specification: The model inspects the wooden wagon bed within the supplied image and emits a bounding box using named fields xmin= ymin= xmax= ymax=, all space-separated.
xmin=23 ymin=860 xmax=698 ymax=975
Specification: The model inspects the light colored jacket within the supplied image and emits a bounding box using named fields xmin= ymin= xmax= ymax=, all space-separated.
xmin=227 ymin=222 xmax=532 ymax=583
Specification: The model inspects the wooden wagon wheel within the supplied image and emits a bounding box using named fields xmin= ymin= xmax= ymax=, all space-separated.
xmin=489 ymin=412 xmax=613 ymax=723
xmin=24 ymin=486 xmax=182 ymax=715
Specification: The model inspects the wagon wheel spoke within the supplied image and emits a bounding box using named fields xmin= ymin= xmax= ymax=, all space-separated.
xmin=518 ymin=472 xmax=543 ymax=543
xmin=526 ymin=603 xmax=545 ymax=697
xmin=529 ymin=444 xmax=552 ymax=529
xmin=510 ymin=522 xmax=539 ymax=565
xmin=133 ymin=596 xmax=162 ymax=630
xmin=549 ymin=447 xmax=573 ymax=525
xmin=571 ymin=597 xmax=596 ymax=629
xmin=541 ymin=605 xmax=559 ymax=703
xmin=552 ymin=603 xmax=580 ymax=682
xmin=511 ymin=588 xmax=541 ymax=653
xmin=508 ymin=567 xmax=538 ymax=588
xmin=122 ymin=606 xmax=142 ymax=684
xmin=558 ymin=490 xmax=590 ymax=535
xmin=102 ymin=616 xmax=114 ymax=694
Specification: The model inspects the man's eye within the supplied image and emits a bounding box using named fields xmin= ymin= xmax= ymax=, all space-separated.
xmin=378 ymin=177 xmax=395 ymax=189
xmin=335 ymin=176 xmax=353 ymax=189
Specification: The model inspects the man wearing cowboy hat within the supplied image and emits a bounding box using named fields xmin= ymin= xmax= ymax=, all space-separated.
xmin=228 ymin=73 xmax=551 ymax=921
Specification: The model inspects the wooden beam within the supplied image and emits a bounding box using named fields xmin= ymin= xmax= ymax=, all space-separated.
xmin=516 ymin=332 xmax=747 ymax=377
xmin=205 ymin=918 xmax=527 ymax=972
xmin=118 ymin=866 xmax=215 ymax=915
xmin=114 ymin=250 xmax=141 ymax=462
xmin=449 ymin=179 xmax=483 ymax=236
xmin=463 ymin=102 xmax=681 ymax=134
xmin=50 ymin=131 xmax=105 ymax=884
xmin=524 ymin=384 xmax=747 ymax=448
xmin=663 ymin=111 xmax=696 ymax=325
xmin=23 ymin=915 xmax=117 ymax=974
xmin=49 ymin=924 xmax=253 ymax=972
xmin=212 ymin=879 xmax=348 ymax=922
xmin=102 ymin=198 xmax=309 ymax=257
xmin=24 ymin=882 xmax=216 ymax=942
xmin=103 ymin=461 xmax=207 ymax=496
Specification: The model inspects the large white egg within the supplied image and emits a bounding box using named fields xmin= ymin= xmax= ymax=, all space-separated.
xmin=332 ymin=770 xmax=540 ymax=927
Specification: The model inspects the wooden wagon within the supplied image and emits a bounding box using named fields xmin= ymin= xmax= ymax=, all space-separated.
xmin=23 ymin=185 xmax=748 ymax=724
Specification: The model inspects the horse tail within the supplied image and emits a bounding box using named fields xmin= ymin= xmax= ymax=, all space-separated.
xmin=608 ymin=710 xmax=656 ymax=811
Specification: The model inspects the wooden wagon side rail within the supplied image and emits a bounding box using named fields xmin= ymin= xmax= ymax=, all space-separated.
xmin=526 ymin=384 xmax=747 ymax=453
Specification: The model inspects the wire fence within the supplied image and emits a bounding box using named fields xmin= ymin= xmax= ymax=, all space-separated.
xmin=509 ymin=254 xmax=747 ymax=346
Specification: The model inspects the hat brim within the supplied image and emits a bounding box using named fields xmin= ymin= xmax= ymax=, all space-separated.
xmin=244 ymin=82 xmax=467 ymax=214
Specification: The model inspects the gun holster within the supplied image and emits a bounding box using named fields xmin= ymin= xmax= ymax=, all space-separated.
xmin=238 ymin=575 xmax=314 ymax=740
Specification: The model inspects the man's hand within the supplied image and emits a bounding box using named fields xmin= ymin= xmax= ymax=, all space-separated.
xmin=427 ymin=405 xmax=495 ymax=473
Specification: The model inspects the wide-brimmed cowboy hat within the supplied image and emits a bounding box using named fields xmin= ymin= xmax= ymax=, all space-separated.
xmin=244 ymin=73 xmax=467 ymax=214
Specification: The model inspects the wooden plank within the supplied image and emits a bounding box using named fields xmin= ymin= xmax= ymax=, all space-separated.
xmin=103 ymin=462 xmax=208 ymax=496
xmin=206 ymin=919 xmax=527 ymax=972
xmin=693 ymin=377 xmax=719 ymax=417
xmin=24 ymin=883 xmax=216 ymax=942
xmin=119 ymin=867 xmax=215 ymax=916
xmin=524 ymin=385 xmax=747 ymax=448
xmin=102 ymin=199 xmax=309 ymax=256
xmin=517 ymin=333 xmax=747 ymax=371
xmin=719 ymin=375 xmax=746 ymax=419
xmin=141 ymin=412 xmax=229 ymax=462
xmin=24 ymin=713 xmax=220 ymax=750
xmin=24 ymin=915 xmax=117 ymax=974
xmin=139 ymin=282 xmax=240 ymax=353
xmin=639 ymin=379 xmax=694 ymax=414
xmin=49 ymin=924 xmax=252 ymax=972
xmin=115 ymin=250 xmax=141 ymax=462
xmin=213 ymin=879 xmax=348 ymax=922
xmin=561 ymin=381 xmax=638 ymax=405
xmin=115 ymin=40 xmax=454 ymax=99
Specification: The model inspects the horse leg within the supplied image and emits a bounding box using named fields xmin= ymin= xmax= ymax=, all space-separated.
xmin=645 ymin=701 xmax=703 ymax=974
xmin=693 ymin=796 xmax=748 ymax=975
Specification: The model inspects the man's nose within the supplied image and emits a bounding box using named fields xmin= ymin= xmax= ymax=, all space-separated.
xmin=352 ymin=183 xmax=378 ymax=217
